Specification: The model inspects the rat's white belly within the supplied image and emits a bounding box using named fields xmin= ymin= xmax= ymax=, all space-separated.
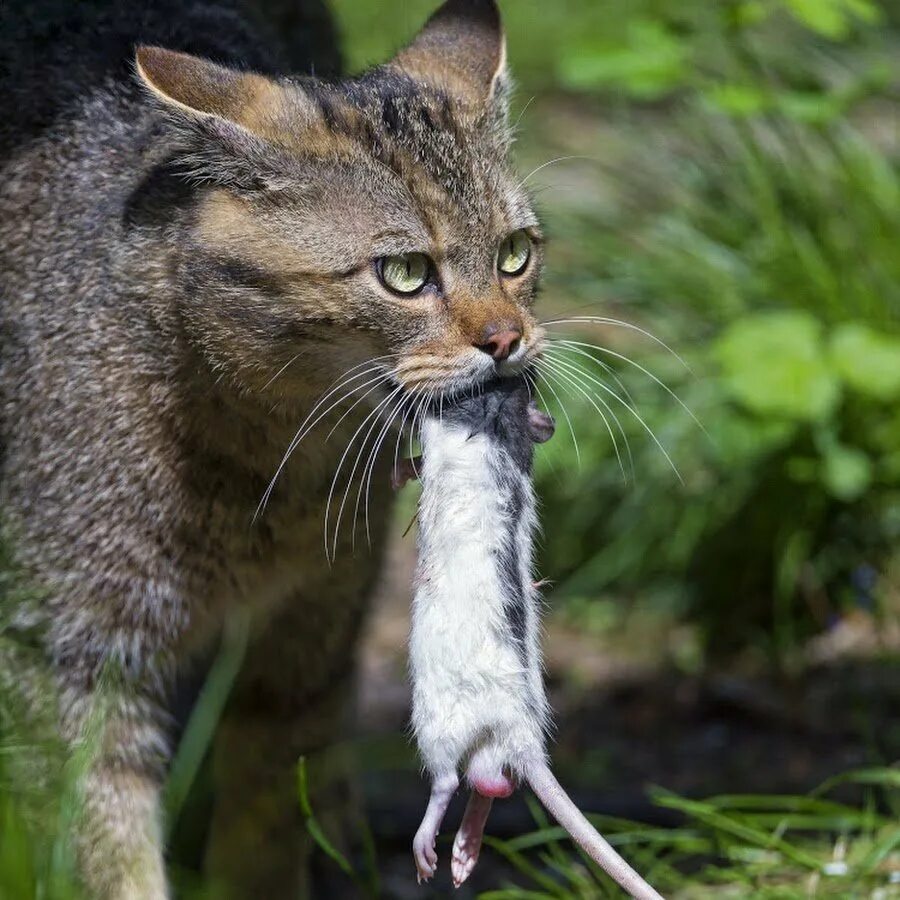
xmin=411 ymin=422 xmax=542 ymax=774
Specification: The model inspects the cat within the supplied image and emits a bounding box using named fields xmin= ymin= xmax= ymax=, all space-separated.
xmin=0 ymin=0 xmax=545 ymax=896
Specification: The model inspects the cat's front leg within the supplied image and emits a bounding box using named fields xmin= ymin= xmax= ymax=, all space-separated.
xmin=78 ymin=764 xmax=169 ymax=900
xmin=58 ymin=650 xmax=176 ymax=900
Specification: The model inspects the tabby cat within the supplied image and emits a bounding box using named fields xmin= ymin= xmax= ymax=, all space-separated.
xmin=0 ymin=0 xmax=544 ymax=896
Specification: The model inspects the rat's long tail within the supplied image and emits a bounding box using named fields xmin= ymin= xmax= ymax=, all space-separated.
xmin=526 ymin=763 xmax=665 ymax=900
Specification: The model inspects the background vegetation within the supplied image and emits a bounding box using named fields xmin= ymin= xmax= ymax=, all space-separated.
xmin=2 ymin=0 xmax=899 ymax=897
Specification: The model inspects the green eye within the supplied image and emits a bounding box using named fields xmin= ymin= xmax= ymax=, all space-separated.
xmin=378 ymin=253 xmax=431 ymax=296
xmin=498 ymin=230 xmax=531 ymax=276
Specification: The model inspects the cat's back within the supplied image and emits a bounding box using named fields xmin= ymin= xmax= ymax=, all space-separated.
xmin=0 ymin=0 xmax=339 ymax=163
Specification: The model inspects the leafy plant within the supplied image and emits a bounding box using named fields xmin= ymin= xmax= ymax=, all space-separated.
xmin=534 ymin=115 xmax=900 ymax=661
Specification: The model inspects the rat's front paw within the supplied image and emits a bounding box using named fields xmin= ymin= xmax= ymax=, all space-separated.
xmin=413 ymin=829 xmax=438 ymax=883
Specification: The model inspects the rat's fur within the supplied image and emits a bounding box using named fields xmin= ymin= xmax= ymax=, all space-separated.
xmin=411 ymin=380 xmax=549 ymax=786
xmin=409 ymin=380 xmax=665 ymax=899
xmin=0 ymin=0 xmax=544 ymax=896
xmin=410 ymin=379 xmax=549 ymax=884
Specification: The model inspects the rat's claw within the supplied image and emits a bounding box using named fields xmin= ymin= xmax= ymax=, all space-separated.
xmin=413 ymin=832 xmax=438 ymax=883
xmin=451 ymin=839 xmax=479 ymax=888
xmin=392 ymin=455 xmax=422 ymax=491
xmin=412 ymin=771 xmax=459 ymax=884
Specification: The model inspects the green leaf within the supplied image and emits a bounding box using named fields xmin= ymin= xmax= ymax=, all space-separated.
xmin=821 ymin=444 xmax=872 ymax=501
xmin=785 ymin=0 xmax=849 ymax=37
xmin=814 ymin=766 xmax=900 ymax=796
xmin=482 ymin=837 xmax=573 ymax=898
xmin=775 ymin=90 xmax=844 ymax=123
xmin=859 ymin=825 xmax=900 ymax=874
xmin=652 ymin=790 xmax=825 ymax=870
xmin=714 ymin=409 xmax=796 ymax=466
xmin=165 ymin=610 xmax=249 ymax=836
xmin=715 ymin=311 xmax=840 ymax=422
xmin=557 ymin=20 xmax=691 ymax=98
xmin=830 ymin=323 xmax=900 ymax=401
xmin=297 ymin=757 xmax=357 ymax=880
xmin=734 ymin=1 xmax=771 ymax=26
xmin=702 ymin=84 xmax=770 ymax=117
xmin=783 ymin=0 xmax=879 ymax=38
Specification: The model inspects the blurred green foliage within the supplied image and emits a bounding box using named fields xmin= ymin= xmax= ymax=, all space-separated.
xmin=0 ymin=540 xmax=85 ymax=899
xmin=534 ymin=112 xmax=900 ymax=661
xmin=333 ymin=0 xmax=891 ymax=116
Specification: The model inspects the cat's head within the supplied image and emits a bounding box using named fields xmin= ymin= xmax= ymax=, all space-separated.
xmin=136 ymin=0 xmax=543 ymax=401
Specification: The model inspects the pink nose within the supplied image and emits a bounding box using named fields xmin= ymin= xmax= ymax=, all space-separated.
xmin=476 ymin=327 xmax=522 ymax=361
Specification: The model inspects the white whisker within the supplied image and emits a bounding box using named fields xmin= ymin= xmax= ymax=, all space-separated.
xmin=359 ymin=391 xmax=413 ymax=548
xmin=540 ymin=354 xmax=684 ymax=484
xmin=254 ymin=358 xmax=396 ymax=521
xmin=325 ymin=386 xmax=404 ymax=561
xmin=540 ymin=317 xmax=690 ymax=371
xmin=521 ymin=155 xmax=593 ymax=187
xmin=547 ymin=340 xmax=637 ymax=407
xmin=537 ymin=357 xmax=630 ymax=483
xmin=392 ymin=391 xmax=418 ymax=483
xmin=409 ymin=389 xmax=434 ymax=481
xmin=349 ymin=389 xmax=407 ymax=551
xmin=533 ymin=364 xmax=581 ymax=467
xmin=525 ymin=370 xmax=564 ymax=484
xmin=513 ymin=94 xmax=537 ymax=131
xmin=260 ymin=351 xmax=304 ymax=392
xmin=321 ymin=374 xmax=394 ymax=444
xmin=552 ymin=339 xmax=705 ymax=434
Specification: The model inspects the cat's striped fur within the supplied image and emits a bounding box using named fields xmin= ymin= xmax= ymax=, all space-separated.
xmin=0 ymin=0 xmax=544 ymax=896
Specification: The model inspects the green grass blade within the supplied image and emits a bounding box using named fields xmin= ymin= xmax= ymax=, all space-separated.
xmin=164 ymin=610 xmax=250 ymax=837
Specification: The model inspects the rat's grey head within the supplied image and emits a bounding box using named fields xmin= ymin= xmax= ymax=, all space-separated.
xmin=439 ymin=377 xmax=554 ymax=472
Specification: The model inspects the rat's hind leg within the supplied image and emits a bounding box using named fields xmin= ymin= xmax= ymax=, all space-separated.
xmin=449 ymin=743 xmax=514 ymax=886
xmin=451 ymin=791 xmax=493 ymax=887
xmin=413 ymin=771 xmax=459 ymax=883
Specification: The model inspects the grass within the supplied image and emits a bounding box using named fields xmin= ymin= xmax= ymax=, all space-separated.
xmin=2 ymin=585 xmax=899 ymax=898
xmin=286 ymin=748 xmax=900 ymax=898
xmin=523 ymin=104 xmax=900 ymax=662
xmin=465 ymin=772 xmax=900 ymax=898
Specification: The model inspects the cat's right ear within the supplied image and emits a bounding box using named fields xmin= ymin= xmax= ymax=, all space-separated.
xmin=391 ymin=0 xmax=508 ymax=111
xmin=135 ymin=47 xmax=313 ymax=187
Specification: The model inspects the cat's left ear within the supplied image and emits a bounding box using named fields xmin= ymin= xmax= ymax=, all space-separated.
xmin=135 ymin=47 xmax=296 ymax=138
xmin=134 ymin=46 xmax=318 ymax=189
xmin=390 ymin=0 xmax=508 ymax=111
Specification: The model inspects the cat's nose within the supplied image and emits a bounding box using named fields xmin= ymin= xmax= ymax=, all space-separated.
xmin=475 ymin=325 xmax=522 ymax=361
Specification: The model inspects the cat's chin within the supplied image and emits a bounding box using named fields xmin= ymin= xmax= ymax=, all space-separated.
xmin=495 ymin=357 xmax=529 ymax=379
xmin=420 ymin=369 xmax=534 ymax=407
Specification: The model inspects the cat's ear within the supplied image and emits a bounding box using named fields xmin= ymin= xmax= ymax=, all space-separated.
xmin=390 ymin=0 xmax=508 ymax=110
xmin=135 ymin=47 xmax=311 ymax=188
xmin=135 ymin=47 xmax=292 ymax=136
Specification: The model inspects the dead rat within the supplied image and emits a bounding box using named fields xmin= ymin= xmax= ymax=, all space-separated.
xmin=401 ymin=377 xmax=664 ymax=899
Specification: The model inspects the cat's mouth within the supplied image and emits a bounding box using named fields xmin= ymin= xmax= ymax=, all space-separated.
xmin=394 ymin=332 xmax=543 ymax=397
